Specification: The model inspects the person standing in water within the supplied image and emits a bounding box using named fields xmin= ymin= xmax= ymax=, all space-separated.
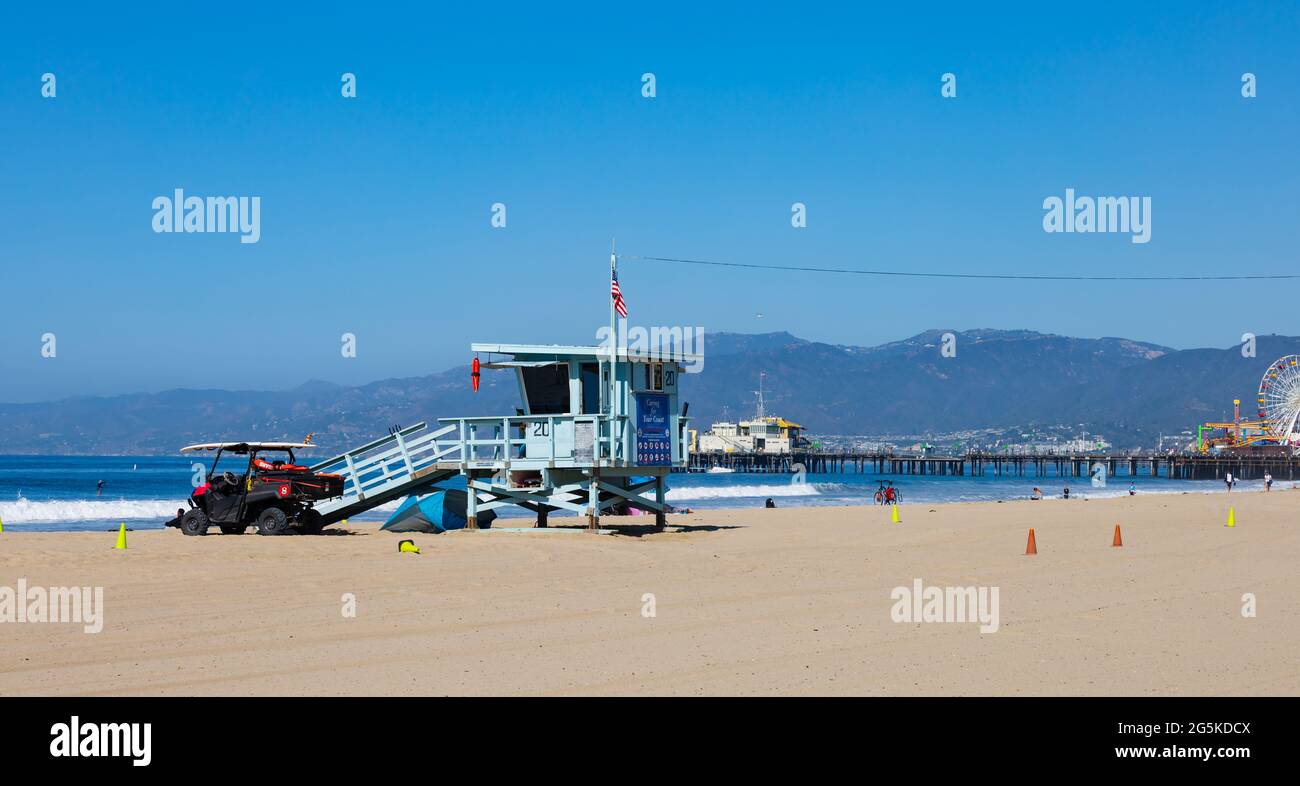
xmin=1264 ymin=472 xmax=1273 ymax=491
xmin=1129 ymin=482 xmax=1136 ymax=496
xmin=1225 ymin=472 xmax=1234 ymax=492
xmin=96 ymin=480 xmax=105 ymax=497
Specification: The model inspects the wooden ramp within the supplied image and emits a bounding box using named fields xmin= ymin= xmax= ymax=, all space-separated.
xmin=309 ymin=423 xmax=461 ymax=525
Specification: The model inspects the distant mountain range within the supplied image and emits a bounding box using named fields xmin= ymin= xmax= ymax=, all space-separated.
xmin=683 ymin=330 xmax=1298 ymax=446
xmin=1 ymin=329 xmax=1295 ymax=454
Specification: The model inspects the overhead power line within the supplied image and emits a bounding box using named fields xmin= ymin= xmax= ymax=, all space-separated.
xmin=623 ymin=254 xmax=1300 ymax=282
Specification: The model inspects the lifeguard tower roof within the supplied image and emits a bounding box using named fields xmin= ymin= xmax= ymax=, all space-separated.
xmin=472 ymin=342 xmax=704 ymax=365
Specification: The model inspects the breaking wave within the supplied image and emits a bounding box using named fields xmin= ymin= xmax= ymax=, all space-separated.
xmin=665 ymin=483 xmax=825 ymax=501
xmin=0 ymin=496 xmax=189 ymax=524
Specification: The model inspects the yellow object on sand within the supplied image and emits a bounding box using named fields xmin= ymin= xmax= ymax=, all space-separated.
xmin=398 ymin=539 xmax=420 ymax=554
xmin=1226 ymin=507 xmax=1236 ymax=528
xmin=891 ymin=504 xmax=900 ymax=524
xmin=114 ymin=522 xmax=128 ymax=549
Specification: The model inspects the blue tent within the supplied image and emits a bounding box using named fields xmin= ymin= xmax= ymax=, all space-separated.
xmin=381 ymin=489 xmax=495 ymax=533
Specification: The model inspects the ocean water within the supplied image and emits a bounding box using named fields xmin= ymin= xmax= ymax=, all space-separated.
xmin=0 ymin=455 xmax=1242 ymax=532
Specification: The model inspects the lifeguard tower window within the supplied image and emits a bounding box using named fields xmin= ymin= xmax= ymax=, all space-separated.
xmin=521 ymin=363 xmax=570 ymax=414
xmin=642 ymin=362 xmax=664 ymax=391
xmin=580 ymin=362 xmax=600 ymax=414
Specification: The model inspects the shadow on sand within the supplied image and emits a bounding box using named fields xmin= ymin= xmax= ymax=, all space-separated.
xmin=599 ymin=522 xmax=745 ymax=538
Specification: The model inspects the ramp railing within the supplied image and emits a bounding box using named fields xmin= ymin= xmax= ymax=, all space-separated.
xmin=310 ymin=422 xmax=460 ymax=511
xmin=433 ymin=413 xmax=688 ymax=469
xmin=306 ymin=410 xmax=691 ymax=522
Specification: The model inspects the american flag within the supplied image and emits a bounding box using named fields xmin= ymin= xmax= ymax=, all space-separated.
xmin=611 ymin=269 xmax=628 ymax=318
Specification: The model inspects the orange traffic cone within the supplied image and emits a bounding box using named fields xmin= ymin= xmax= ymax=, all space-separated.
xmin=1112 ymin=524 xmax=1123 ymax=547
xmin=1025 ymin=528 xmax=1037 ymax=555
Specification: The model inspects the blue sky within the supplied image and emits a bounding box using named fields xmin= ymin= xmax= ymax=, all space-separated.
xmin=1 ymin=2 xmax=1297 ymax=402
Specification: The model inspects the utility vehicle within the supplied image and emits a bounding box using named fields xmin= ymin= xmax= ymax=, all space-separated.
xmin=165 ymin=441 xmax=342 ymax=535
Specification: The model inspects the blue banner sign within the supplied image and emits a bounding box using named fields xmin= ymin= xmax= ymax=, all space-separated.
xmin=635 ymin=392 xmax=671 ymax=466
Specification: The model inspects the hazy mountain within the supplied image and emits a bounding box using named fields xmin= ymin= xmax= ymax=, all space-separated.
xmin=0 ymin=330 xmax=1293 ymax=454
xmin=681 ymin=330 xmax=1170 ymax=434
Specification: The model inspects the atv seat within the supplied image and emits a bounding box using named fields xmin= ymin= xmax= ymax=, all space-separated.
xmin=253 ymin=458 xmax=309 ymax=472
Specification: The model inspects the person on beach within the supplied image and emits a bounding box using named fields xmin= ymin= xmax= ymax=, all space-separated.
xmin=96 ymin=480 xmax=105 ymax=497
xmin=1225 ymin=472 xmax=1234 ymax=492
xmin=1264 ymin=472 xmax=1273 ymax=492
xmin=1030 ymin=487 xmax=1043 ymax=500
xmin=1129 ymin=482 xmax=1136 ymax=496
xmin=1062 ymin=485 xmax=1070 ymax=499
xmin=765 ymin=498 xmax=776 ymax=509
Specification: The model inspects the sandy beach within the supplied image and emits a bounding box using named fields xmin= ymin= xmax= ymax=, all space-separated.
xmin=1 ymin=490 xmax=1296 ymax=696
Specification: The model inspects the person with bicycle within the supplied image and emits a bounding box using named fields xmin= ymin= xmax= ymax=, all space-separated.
xmin=873 ymin=480 xmax=899 ymax=505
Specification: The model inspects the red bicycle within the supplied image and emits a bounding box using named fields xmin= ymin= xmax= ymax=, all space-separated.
xmin=873 ymin=481 xmax=901 ymax=505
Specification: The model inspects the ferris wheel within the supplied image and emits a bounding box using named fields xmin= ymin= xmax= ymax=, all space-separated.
xmin=1256 ymin=355 xmax=1300 ymax=445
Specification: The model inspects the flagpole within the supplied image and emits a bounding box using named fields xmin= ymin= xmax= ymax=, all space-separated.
xmin=609 ymin=247 xmax=618 ymax=462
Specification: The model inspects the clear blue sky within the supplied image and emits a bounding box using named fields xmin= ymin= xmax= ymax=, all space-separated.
xmin=2 ymin=2 xmax=1297 ymax=402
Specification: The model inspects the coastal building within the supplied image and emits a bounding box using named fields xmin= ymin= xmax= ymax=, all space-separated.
xmin=697 ymin=416 xmax=808 ymax=455
xmin=997 ymin=433 xmax=1112 ymax=455
xmin=696 ymin=372 xmax=809 ymax=455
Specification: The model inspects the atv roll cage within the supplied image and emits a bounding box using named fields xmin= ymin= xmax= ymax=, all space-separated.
xmin=204 ymin=445 xmax=296 ymax=520
xmin=206 ymin=444 xmax=302 ymax=480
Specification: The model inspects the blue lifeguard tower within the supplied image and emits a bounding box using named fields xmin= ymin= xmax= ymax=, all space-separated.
xmin=305 ymin=256 xmax=699 ymax=531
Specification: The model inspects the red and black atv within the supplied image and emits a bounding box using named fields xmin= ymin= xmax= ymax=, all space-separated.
xmin=165 ymin=441 xmax=343 ymax=535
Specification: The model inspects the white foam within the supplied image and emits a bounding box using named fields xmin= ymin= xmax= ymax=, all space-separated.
xmin=0 ymin=496 xmax=188 ymax=524
xmin=665 ymin=483 xmax=823 ymax=501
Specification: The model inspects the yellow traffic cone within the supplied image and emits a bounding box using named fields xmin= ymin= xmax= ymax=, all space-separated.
xmin=0 ymin=515 xmax=5 ymax=533
xmin=891 ymin=504 xmax=900 ymax=524
xmin=1226 ymin=507 xmax=1235 ymax=528
xmin=113 ymin=522 xmax=128 ymax=549
xmin=398 ymin=539 xmax=420 ymax=554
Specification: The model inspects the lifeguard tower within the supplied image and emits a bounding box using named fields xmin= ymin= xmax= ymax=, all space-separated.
xmin=303 ymin=255 xmax=699 ymax=531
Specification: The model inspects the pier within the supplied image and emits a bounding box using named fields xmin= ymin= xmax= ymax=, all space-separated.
xmin=685 ymin=451 xmax=1300 ymax=481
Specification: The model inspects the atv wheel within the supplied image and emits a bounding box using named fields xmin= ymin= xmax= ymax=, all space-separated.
xmin=297 ymin=509 xmax=324 ymax=535
xmin=180 ymin=509 xmax=210 ymax=536
xmin=219 ymin=525 xmax=248 ymax=535
xmin=257 ymin=506 xmax=292 ymax=536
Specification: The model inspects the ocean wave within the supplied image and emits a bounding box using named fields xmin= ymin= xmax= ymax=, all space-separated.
xmin=0 ymin=497 xmax=188 ymax=524
xmin=665 ymin=483 xmax=824 ymax=501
